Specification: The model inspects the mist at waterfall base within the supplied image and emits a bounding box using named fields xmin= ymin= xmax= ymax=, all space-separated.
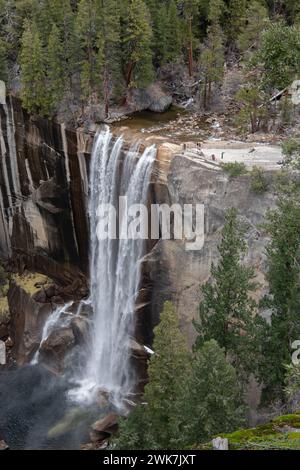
xmin=0 ymin=129 xmax=156 ymax=448
xmin=0 ymin=365 xmax=99 ymax=449
xmin=68 ymin=129 xmax=156 ymax=409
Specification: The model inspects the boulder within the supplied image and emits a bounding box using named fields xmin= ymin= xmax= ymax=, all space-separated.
xmin=71 ymin=316 xmax=90 ymax=345
xmin=39 ymin=327 xmax=75 ymax=372
xmin=0 ymin=440 xmax=9 ymax=451
xmin=212 ymin=437 xmax=228 ymax=450
xmin=0 ymin=318 xmax=9 ymax=340
xmin=127 ymin=83 xmax=172 ymax=114
xmin=8 ymin=280 xmax=53 ymax=363
xmin=90 ymin=413 xmax=119 ymax=443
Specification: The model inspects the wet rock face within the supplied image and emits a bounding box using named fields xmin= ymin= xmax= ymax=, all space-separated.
xmin=7 ymin=280 xmax=53 ymax=364
xmin=39 ymin=327 xmax=75 ymax=373
xmin=0 ymin=96 xmax=92 ymax=283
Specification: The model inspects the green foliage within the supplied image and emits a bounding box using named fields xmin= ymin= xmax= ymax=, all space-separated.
xmin=200 ymin=18 xmax=224 ymax=109
xmin=260 ymin=191 xmax=300 ymax=399
xmin=284 ymin=363 xmax=300 ymax=400
xmin=212 ymin=412 xmax=300 ymax=450
xmin=146 ymin=0 xmax=182 ymax=66
xmin=225 ymin=0 xmax=247 ymax=46
xmin=122 ymin=0 xmax=154 ymax=88
xmin=179 ymin=340 xmax=245 ymax=444
xmin=257 ymin=23 xmax=300 ymax=91
xmin=76 ymin=0 xmax=100 ymax=99
xmin=0 ymin=265 xmax=8 ymax=297
xmin=97 ymin=0 xmax=123 ymax=115
xmin=114 ymin=301 xmax=190 ymax=450
xmin=250 ymin=166 xmax=269 ymax=193
xmin=235 ymin=83 xmax=267 ymax=133
xmin=282 ymin=138 xmax=300 ymax=169
xmin=47 ymin=23 xmax=66 ymax=111
xmin=20 ymin=19 xmax=49 ymax=115
xmin=194 ymin=208 xmax=264 ymax=380
xmin=237 ymin=1 xmax=269 ymax=54
xmin=221 ymin=161 xmax=247 ymax=177
xmin=0 ymin=38 xmax=7 ymax=81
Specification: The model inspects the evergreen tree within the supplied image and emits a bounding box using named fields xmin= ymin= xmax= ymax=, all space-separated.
xmin=76 ymin=0 xmax=99 ymax=99
xmin=257 ymin=23 xmax=300 ymax=91
xmin=225 ymin=0 xmax=247 ymax=47
xmin=235 ymin=81 xmax=267 ymax=134
xmin=115 ymin=301 xmax=190 ymax=449
xmin=47 ymin=23 xmax=66 ymax=112
xmin=121 ymin=0 xmax=154 ymax=91
xmin=194 ymin=208 xmax=264 ymax=381
xmin=97 ymin=0 xmax=122 ymax=117
xmin=48 ymin=0 xmax=78 ymax=89
xmin=178 ymin=340 xmax=245 ymax=444
xmin=20 ymin=19 xmax=49 ymax=115
xmin=0 ymin=38 xmax=7 ymax=82
xmin=260 ymin=188 xmax=300 ymax=400
xmin=165 ymin=0 xmax=182 ymax=63
xmin=183 ymin=0 xmax=200 ymax=76
xmin=237 ymin=1 xmax=269 ymax=54
xmin=200 ymin=20 xmax=224 ymax=109
xmin=146 ymin=0 xmax=182 ymax=66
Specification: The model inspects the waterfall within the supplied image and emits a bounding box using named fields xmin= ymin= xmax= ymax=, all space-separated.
xmin=69 ymin=129 xmax=156 ymax=409
xmin=31 ymin=303 xmax=74 ymax=365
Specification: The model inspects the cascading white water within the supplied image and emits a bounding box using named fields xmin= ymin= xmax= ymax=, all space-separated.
xmin=69 ymin=128 xmax=156 ymax=408
xmin=31 ymin=303 xmax=73 ymax=365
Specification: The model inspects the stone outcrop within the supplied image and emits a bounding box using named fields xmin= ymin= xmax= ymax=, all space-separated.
xmin=0 ymin=96 xmax=91 ymax=284
xmin=89 ymin=413 xmax=119 ymax=443
xmin=7 ymin=276 xmax=53 ymax=363
xmin=126 ymin=83 xmax=172 ymax=114
xmin=39 ymin=326 xmax=75 ymax=373
xmin=144 ymin=151 xmax=277 ymax=346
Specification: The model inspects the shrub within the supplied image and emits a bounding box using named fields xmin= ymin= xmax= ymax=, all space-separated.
xmin=221 ymin=162 xmax=247 ymax=178
xmin=250 ymin=166 xmax=268 ymax=193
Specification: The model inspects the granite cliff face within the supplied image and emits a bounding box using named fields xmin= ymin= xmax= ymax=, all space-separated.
xmin=0 ymin=96 xmax=91 ymax=284
xmin=0 ymin=96 xmax=276 ymax=363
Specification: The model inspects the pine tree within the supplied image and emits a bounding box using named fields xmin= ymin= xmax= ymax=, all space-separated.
xmin=200 ymin=20 xmax=224 ymax=109
xmin=97 ymin=0 xmax=122 ymax=117
xmin=225 ymin=0 xmax=247 ymax=47
xmin=115 ymin=301 xmax=191 ymax=449
xmin=178 ymin=340 xmax=245 ymax=444
xmin=47 ymin=23 xmax=66 ymax=112
xmin=76 ymin=0 xmax=99 ymax=100
xmin=48 ymin=0 xmax=78 ymax=90
xmin=146 ymin=0 xmax=182 ymax=66
xmin=194 ymin=208 xmax=264 ymax=381
xmin=258 ymin=23 xmax=300 ymax=91
xmin=237 ymin=1 xmax=269 ymax=54
xmin=122 ymin=0 xmax=154 ymax=90
xmin=0 ymin=38 xmax=7 ymax=82
xmin=20 ymin=19 xmax=49 ymax=115
xmin=165 ymin=0 xmax=182 ymax=64
xmin=260 ymin=188 xmax=300 ymax=400
xmin=183 ymin=0 xmax=200 ymax=76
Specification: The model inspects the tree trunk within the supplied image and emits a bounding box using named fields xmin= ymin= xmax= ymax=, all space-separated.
xmin=121 ymin=61 xmax=135 ymax=106
xmin=203 ymin=76 xmax=207 ymax=110
xmin=188 ymin=17 xmax=193 ymax=77
xmin=103 ymin=67 xmax=109 ymax=119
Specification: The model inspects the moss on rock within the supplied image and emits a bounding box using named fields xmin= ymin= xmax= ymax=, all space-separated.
xmin=11 ymin=272 xmax=52 ymax=295
xmin=197 ymin=412 xmax=300 ymax=450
